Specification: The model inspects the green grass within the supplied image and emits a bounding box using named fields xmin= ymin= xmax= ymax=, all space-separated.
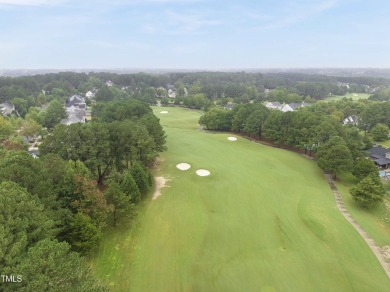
xmin=365 ymin=133 xmax=390 ymax=148
xmin=335 ymin=172 xmax=390 ymax=246
xmin=377 ymin=140 xmax=390 ymax=148
xmin=91 ymin=106 xmax=390 ymax=291
xmin=325 ymin=93 xmax=370 ymax=102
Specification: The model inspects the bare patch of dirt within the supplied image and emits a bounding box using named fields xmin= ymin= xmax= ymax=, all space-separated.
xmin=152 ymin=176 xmax=169 ymax=200
xmin=382 ymin=246 xmax=390 ymax=262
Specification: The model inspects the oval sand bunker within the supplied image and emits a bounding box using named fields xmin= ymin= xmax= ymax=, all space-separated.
xmin=227 ymin=137 xmax=237 ymax=141
xmin=176 ymin=163 xmax=191 ymax=170
xmin=196 ymin=169 xmax=211 ymax=176
xmin=160 ymin=111 xmax=168 ymax=114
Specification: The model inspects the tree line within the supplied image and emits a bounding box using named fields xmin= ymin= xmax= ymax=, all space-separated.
xmin=0 ymin=99 xmax=166 ymax=291
xmin=1 ymin=71 xmax=389 ymax=107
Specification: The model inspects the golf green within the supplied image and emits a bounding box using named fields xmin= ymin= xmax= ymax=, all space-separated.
xmin=92 ymin=106 xmax=389 ymax=291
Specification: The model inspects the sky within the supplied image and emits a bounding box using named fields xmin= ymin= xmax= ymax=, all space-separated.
xmin=0 ymin=0 xmax=389 ymax=69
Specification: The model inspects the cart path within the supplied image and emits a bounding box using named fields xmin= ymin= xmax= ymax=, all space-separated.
xmin=324 ymin=174 xmax=390 ymax=278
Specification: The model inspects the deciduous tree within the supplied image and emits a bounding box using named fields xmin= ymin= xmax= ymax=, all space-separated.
xmin=352 ymin=159 xmax=379 ymax=181
xmin=370 ymin=123 xmax=389 ymax=141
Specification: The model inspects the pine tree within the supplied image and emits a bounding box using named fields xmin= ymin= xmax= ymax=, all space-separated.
xmin=105 ymin=182 xmax=133 ymax=226
xmin=120 ymin=171 xmax=141 ymax=203
xmin=350 ymin=174 xmax=385 ymax=207
xmin=130 ymin=163 xmax=150 ymax=196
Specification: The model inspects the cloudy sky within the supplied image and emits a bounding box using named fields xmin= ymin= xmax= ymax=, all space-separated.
xmin=0 ymin=0 xmax=389 ymax=69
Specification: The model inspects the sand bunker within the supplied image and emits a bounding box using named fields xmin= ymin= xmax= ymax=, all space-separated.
xmin=227 ymin=137 xmax=237 ymax=141
xmin=160 ymin=111 xmax=168 ymax=114
xmin=176 ymin=163 xmax=191 ymax=170
xmin=196 ymin=169 xmax=211 ymax=176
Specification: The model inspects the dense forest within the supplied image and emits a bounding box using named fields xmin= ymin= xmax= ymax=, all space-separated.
xmin=0 ymin=71 xmax=389 ymax=290
xmin=1 ymin=71 xmax=390 ymax=106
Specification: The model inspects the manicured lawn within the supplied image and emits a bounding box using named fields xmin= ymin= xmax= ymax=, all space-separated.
xmin=325 ymin=93 xmax=370 ymax=101
xmin=91 ymin=106 xmax=389 ymax=291
xmin=377 ymin=140 xmax=390 ymax=148
xmin=335 ymin=172 xmax=390 ymax=246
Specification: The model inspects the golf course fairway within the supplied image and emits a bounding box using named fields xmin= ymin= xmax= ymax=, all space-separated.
xmin=91 ymin=106 xmax=390 ymax=291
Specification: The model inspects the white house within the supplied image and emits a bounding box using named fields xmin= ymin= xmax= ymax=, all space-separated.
xmin=168 ymin=89 xmax=176 ymax=98
xmin=86 ymin=91 xmax=95 ymax=98
xmin=280 ymin=104 xmax=294 ymax=112
xmin=0 ymin=102 xmax=15 ymax=116
xmin=343 ymin=115 xmax=359 ymax=125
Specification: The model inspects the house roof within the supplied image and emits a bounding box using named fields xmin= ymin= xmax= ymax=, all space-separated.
xmin=343 ymin=115 xmax=359 ymax=125
xmin=0 ymin=102 xmax=15 ymax=115
xmin=371 ymin=154 xmax=382 ymax=159
xmin=86 ymin=91 xmax=95 ymax=98
xmin=280 ymin=104 xmax=294 ymax=112
xmin=28 ymin=149 xmax=40 ymax=158
xmin=369 ymin=145 xmax=390 ymax=156
xmin=369 ymin=146 xmax=390 ymax=166
xmin=374 ymin=158 xmax=390 ymax=166
xmin=67 ymin=95 xmax=85 ymax=107
xmin=265 ymin=102 xmax=281 ymax=108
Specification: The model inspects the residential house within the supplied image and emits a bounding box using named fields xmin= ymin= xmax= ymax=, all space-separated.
xmin=106 ymin=80 xmax=114 ymax=87
xmin=61 ymin=95 xmax=87 ymax=125
xmin=28 ymin=149 xmax=39 ymax=159
xmin=368 ymin=146 xmax=390 ymax=168
xmin=168 ymin=89 xmax=176 ymax=98
xmin=0 ymin=102 xmax=15 ymax=116
xmin=265 ymin=102 xmax=282 ymax=110
xmin=86 ymin=91 xmax=95 ymax=98
xmin=280 ymin=104 xmax=294 ymax=112
xmin=343 ymin=115 xmax=359 ymax=125
xmin=265 ymin=101 xmax=312 ymax=112
xmin=337 ymin=82 xmax=350 ymax=89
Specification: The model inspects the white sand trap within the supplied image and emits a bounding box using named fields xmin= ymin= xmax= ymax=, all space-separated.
xmin=227 ymin=137 xmax=237 ymax=141
xmin=160 ymin=111 xmax=168 ymax=114
xmin=196 ymin=169 xmax=211 ymax=176
xmin=176 ymin=163 xmax=191 ymax=170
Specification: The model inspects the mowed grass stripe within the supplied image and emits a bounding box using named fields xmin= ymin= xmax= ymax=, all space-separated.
xmin=91 ymin=106 xmax=390 ymax=291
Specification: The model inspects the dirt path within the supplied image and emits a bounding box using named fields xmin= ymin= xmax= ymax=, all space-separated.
xmin=152 ymin=176 xmax=168 ymax=200
xmin=324 ymin=174 xmax=390 ymax=278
